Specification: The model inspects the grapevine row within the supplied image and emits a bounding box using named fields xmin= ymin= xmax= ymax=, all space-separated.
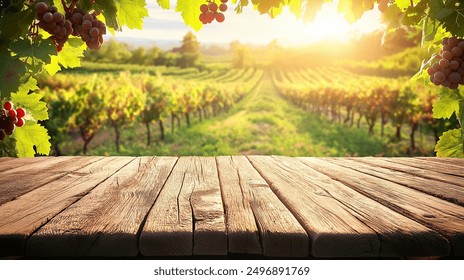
xmin=273 ymin=67 xmax=459 ymax=154
xmin=40 ymin=68 xmax=263 ymax=154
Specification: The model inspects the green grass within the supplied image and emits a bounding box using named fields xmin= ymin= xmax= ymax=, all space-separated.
xmin=57 ymin=71 xmax=435 ymax=157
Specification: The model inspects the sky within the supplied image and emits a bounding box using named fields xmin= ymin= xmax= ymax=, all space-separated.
xmin=106 ymin=1 xmax=385 ymax=47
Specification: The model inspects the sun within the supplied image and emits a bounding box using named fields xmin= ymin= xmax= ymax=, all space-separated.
xmin=267 ymin=1 xmax=384 ymax=45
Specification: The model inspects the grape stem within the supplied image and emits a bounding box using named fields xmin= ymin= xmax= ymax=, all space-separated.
xmin=61 ymin=0 xmax=76 ymax=14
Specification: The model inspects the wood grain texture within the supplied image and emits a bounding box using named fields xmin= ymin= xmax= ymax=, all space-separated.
xmin=0 ymin=157 xmax=133 ymax=256
xmin=354 ymin=157 xmax=464 ymax=187
xmin=27 ymin=157 xmax=177 ymax=257
xmin=0 ymin=156 xmax=99 ymax=206
xmin=0 ymin=157 xmax=14 ymax=164
xmin=189 ymin=157 xmax=227 ymax=255
xmin=217 ymin=156 xmax=308 ymax=257
xmin=399 ymin=158 xmax=464 ymax=177
xmin=299 ymin=157 xmax=464 ymax=256
xmin=290 ymin=157 xmax=450 ymax=257
xmin=418 ymin=157 xmax=464 ymax=167
xmin=248 ymin=156 xmax=380 ymax=258
xmin=215 ymin=156 xmax=262 ymax=255
xmin=140 ymin=157 xmax=195 ymax=256
xmin=326 ymin=158 xmax=464 ymax=206
xmin=0 ymin=157 xmax=45 ymax=173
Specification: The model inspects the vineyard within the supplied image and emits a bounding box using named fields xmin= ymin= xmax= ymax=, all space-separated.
xmin=1 ymin=0 xmax=464 ymax=158
xmin=37 ymin=66 xmax=263 ymax=155
xmin=272 ymin=67 xmax=460 ymax=154
xmin=14 ymin=63 xmax=449 ymax=157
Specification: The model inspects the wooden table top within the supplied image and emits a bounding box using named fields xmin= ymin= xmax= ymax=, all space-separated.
xmin=0 ymin=156 xmax=463 ymax=259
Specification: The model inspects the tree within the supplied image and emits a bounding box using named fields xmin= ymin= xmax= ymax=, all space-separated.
xmin=230 ymin=41 xmax=252 ymax=68
xmin=177 ymin=31 xmax=200 ymax=68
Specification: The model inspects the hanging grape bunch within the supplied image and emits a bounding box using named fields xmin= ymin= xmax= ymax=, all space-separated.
xmin=67 ymin=9 xmax=106 ymax=50
xmin=0 ymin=102 xmax=26 ymax=142
xmin=34 ymin=1 xmax=106 ymax=51
xmin=427 ymin=37 xmax=464 ymax=90
xmin=199 ymin=0 xmax=228 ymax=24
xmin=35 ymin=2 xmax=73 ymax=51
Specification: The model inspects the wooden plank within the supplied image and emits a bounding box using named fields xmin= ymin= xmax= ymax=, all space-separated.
xmin=268 ymin=157 xmax=448 ymax=258
xmin=382 ymin=157 xmax=464 ymax=179
xmin=217 ymin=156 xmax=308 ymax=257
xmin=0 ymin=157 xmax=14 ymax=164
xmin=0 ymin=157 xmax=45 ymax=172
xmin=139 ymin=157 xmax=195 ymax=256
xmin=419 ymin=157 xmax=464 ymax=167
xmin=0 ymin=156 xmax=101 ymax=206
xmin=248 ymin=156 xmax=380 ymax=258
xmin=0 ymin=157 xmax=134 ymax=256
xmin=216 ymin=156 xmax=261 ymax=255
xmin=299 ymin=157 xmax=464 ymax=256
xmin=190 ymin=157 xmax=227 ymax=255
xmin=27 ymin=157 xmax=178 ymax=257
xmin=326 ymin=158 xmax=464 ymax=207
xmin=140 ymin=157 xmax=227 ymax=256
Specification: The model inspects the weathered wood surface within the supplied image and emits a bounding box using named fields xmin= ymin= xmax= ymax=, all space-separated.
xmin=0 ymin=156 xmax=463 ymax=258
xmin=299 ymin=157 xmax=464 ymax=256
xmin=28 ymin=157 xmax=177 ymax=257
xmin=218 ymin=156 xmax=308 ymax=257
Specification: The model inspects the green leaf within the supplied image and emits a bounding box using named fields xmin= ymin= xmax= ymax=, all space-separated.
xmin=13 ymin=122 xmax=51 ymax=157
xmin=176 ymin=0 xmax=205 ymax=31
xmin=0 ymin=9 xmax=35 ymax=42
xmin=337 ymin=0 xmax=373 ymax=23
xmin=287 ymin=0 xmax=302 ymax=17
xmin=11 ymin=90 xmax=49 ymax=121
xmin=44 ymin=55 xmax=61 ymax=76
xmin=15 ymin=76 xmax=39 ymax=95
xmin=45 ymin=38 xmax=87 ymax=75
xmin=10 ymin=38 xmax=55 ymax=64
xmin=433 ymin=89 xmax=462 ymax=119
xmin=156 ymin=0 xmax=170 ymax=9
xmin=115 ymin=0 xmax=149 ymax=29
xmin=435 ymin=129 xmax=464 ymax=158
xmin=395 ymin=0 xmax=410 ymax=10
xmin=0 ymin=54 xmax=27 ymax=99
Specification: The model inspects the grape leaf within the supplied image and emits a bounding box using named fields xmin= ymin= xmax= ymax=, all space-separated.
xmin=11 ymin=90 xmax=49 ymax=121
xmin=287 ymin=0 xmax=302 ymax=17
xmin=10 ymin=38 xmax=55 ymax=64
xmin=0 ymin=55 xmax=27 ymax=99
xmin=176 ymin=0 xmax=204 ymax=31
xmin=14 ymin=122 xmax=51 ymax=157
xmin=0 ymin=9 xmax=34 ymax=42
xmin=433 ymin=90 xmax=461 ymax=119
xmin=435 ymin=129 xmax=464 ymax=157
xmin=337 ymin=0 xmax=366 ymax=23
xmin=45 ymin=38 xmax=86 ymax=75
xmin=115 ymin=0 xmax=148 ymax=30
xmin=156 ymin=0 xmax=170 ymax=9
xmin=395 ymin=0 xmax=410 ymax=10
xmin=16 ymin=76 xmax=39 ymax=95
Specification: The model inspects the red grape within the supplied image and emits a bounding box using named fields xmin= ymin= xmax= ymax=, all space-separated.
xmin=3 ymin=101 xmax=13 ymax=110
xmin=16 ymin=108 xmax=26 ymax=118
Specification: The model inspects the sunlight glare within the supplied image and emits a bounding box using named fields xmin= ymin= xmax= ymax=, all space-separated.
xmin=109 ymin=1 xmax=384 ymax=46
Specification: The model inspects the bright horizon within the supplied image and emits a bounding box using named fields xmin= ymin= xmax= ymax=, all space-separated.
xmin=106 ymin=1 xmax=385 ymax=47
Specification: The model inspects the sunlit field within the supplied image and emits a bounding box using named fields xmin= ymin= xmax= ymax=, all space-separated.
xmin=30 ymin=2 xmax=459 ymax=157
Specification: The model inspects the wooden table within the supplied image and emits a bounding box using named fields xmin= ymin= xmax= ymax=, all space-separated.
xmin=0 ymin=156 xmax=463 ymax=259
